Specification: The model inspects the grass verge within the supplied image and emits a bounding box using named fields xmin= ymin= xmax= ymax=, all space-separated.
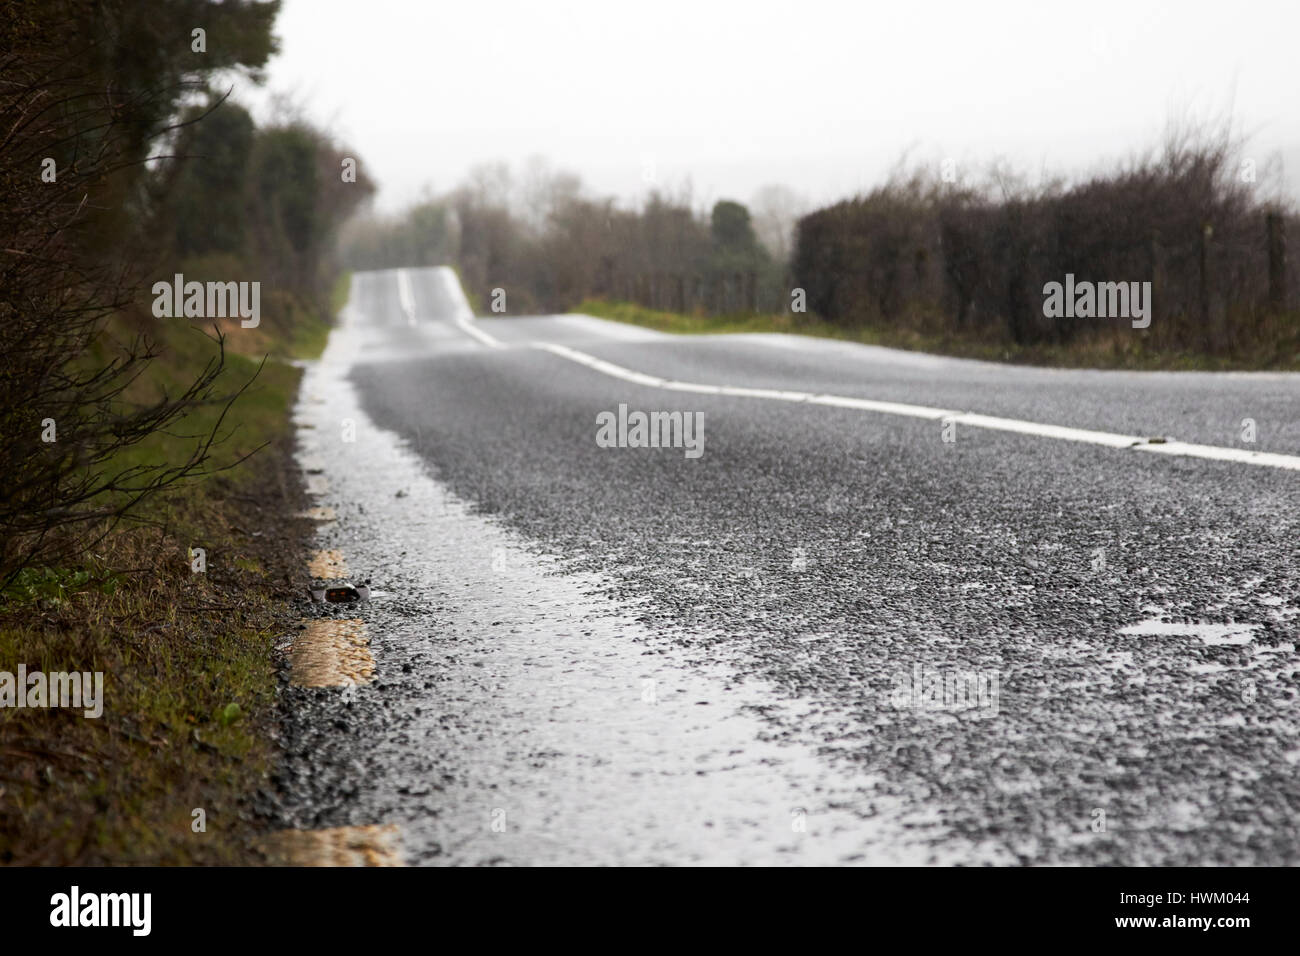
xmin=0 ymin=294 xmax=329 ymax=865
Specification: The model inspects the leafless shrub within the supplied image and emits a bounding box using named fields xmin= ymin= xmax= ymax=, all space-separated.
xmin=0 ymin=36 xmax=252 ymax=582
xmin=795 ymin=122 xmax=1295 ymax=354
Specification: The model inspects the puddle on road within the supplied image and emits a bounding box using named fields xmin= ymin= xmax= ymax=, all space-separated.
xmin=286 ymin=324 xmax=974 ymax=866
xmin=1119 ymin=618 xmax=1260 ymax=646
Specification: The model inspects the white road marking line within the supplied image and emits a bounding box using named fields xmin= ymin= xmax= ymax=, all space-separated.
xmin=951 ymin=412 xmax=1138 ymax=448
xmin=396 ymin=268 xmax=417 ymax=326
xmin=428 ymin=286 xmax=1300 ymax=472
xmin=540 ymin=341 xmax=663 ymax=386
xmin=535 ymin=343 xmax=1300 ymax=471
xmin=1133 ymin=439 xmax=1300 ymax=469
xmin=434 ymin=266 xmax=503 ymax=349
xmin=456 ymin=314 xmax=503 ymax=348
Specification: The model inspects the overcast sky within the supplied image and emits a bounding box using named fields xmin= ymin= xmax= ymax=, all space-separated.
xmin=239 ymin=0 xmax=1300 ymax=213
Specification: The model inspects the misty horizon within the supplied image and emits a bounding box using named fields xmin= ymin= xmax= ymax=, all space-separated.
xmin=236 ymin=0 xmax=1300 ymax=214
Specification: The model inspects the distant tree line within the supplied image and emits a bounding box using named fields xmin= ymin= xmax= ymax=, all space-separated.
xmin=345 ymin=130 xmax=1297 ymax=362
xmin=339 ymin=161 xmax=800 ymax=315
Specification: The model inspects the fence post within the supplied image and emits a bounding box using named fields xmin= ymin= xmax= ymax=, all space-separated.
xmin=1268 ymin=210 xmax=1287 ymax=313
xmin=1199 ymin=223 xmax=1213 ymax=350
xmin=601 ymin=257 xmax=614 ymax=296
xmin=1149 ymin=229 xmax=1163 ymax=340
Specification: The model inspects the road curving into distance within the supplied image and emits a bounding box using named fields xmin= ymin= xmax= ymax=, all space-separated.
xmin=272 ymin=266 xmax=1300 ymax=866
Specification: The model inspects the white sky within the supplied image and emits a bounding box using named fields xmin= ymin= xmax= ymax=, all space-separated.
xmin=238 ymin=0 xmax=1300 ymax=213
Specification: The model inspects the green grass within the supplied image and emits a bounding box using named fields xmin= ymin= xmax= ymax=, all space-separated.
xmin=95 ymin=329 xmax=300 ymax=545
xmin=0 ymin=279 xmax=339 ymax=864
xmin=0 ymin=569 xmax=283 ymax=863
xmin=285 ymin=272 xmax=349 ymax=361
xmin=575 ymin=298 xmax=1300 ymax=371
xmin=330 ymin=269 xmax=352 ymax=315
xmin=1 ymin=566 xmax=120 ymax=605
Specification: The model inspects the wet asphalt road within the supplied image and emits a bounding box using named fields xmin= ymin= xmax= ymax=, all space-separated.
xmin=274 ymin=266 xmax=1300 ymax=865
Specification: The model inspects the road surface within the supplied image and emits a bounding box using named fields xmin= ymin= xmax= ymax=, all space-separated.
xmin=271 ymin=266 xmax=1300 ymax=866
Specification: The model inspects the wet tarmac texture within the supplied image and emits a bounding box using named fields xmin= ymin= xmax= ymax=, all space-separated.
xmin=269 ymin=268 xmax=1300 ymax=865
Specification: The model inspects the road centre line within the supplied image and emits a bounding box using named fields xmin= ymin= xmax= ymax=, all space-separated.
xmin=451 ymin=314 xmax=1300 ymax=471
